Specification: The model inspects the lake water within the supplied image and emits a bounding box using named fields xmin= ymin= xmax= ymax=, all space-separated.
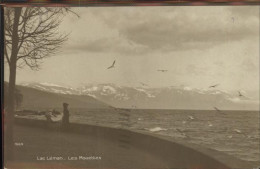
xmin=18 ymin=108 xmax=260 ymax=163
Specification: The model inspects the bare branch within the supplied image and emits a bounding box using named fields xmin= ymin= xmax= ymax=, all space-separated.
xmin=5 ymin=7 xmax=76 ymax=70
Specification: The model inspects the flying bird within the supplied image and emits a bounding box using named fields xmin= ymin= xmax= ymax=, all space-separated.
xmin=140 ymin=82 xmax=149 ymax=87
xmin=234 ymin=129 xmax=242 ymax=134
xmin=238 ymin=91 xmax=244 ymax=97
xmin=209 ymin=84 xmax=220 ymax=88
xmin=175 ymin=128 xmax=189 ymax=138
xmin=237 ymin=91 xmax=251 ymax=100
xmin=233 ymin=129 xmax=248 ymax=137
xmin=188 ymin=115 xmax=194 ymax=120
xmin=107 ymin=60 xmax=116 ymax=69
xmin=227 ymin=135 xmax=233 ymax=139
xmin=157 ymin=69 xmax=168 ymax=72
xmin=214 ymin=107 xmax=221 ymax=112
xmin=208 ymin=122 xmax=213 ymax=127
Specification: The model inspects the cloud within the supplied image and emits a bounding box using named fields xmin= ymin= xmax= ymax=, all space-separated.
xmin=228 ymin=97 xmax=259 ymax=106
xmin=64 ymin=37 xmax=148 ymax=56
xmin=59 ymin=7 xmax=259 ymax=56
xmin=241 ymin=58 xmax=258 ymax=72
xmin=186 ymin=64 xmax=207 ymax=76
xmin=92 ymin=6 xmax=259 ymax=53
xmin=228 ymin=6 xmax=259 ymax=19
xmin=17 ymin=7 xmax=258 ymax=92
xmin=214 ymin=61 xmax=225 ymax=68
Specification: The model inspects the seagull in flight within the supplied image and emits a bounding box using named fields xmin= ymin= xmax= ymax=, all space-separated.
xmin=107 ymin=60 xmax=116 ymax=69
xmin=188 ymin=115 xmax=194 ymax=120
xmin=209 ymin=84 xmax=220 ymax=88
xmin=140 ymin=82 xmax=149 ymax=87
xmin=214 ymin=107 xmax=221 ymax=112
xmin=157 ymin=69 xmax=168 ymax=72
xmin=208 ymin=121 xmax=213 ymax=127
xmin=238 ymin=91 xmax=244 ymax=97
xmin=234 ymin=129 xmax=242 ymax=134
xmin=227 ymin=135 xmax=233 ymax=139
xmin=237 ymin=91 xmax=251 ymax=99
xmin=175 ymin=128 xmax=189 ymax=138
xmin=233 ymin=129 xmax=248 ymax=137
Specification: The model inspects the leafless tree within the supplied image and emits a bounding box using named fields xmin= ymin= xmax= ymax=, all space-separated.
xmin=4 ymin=83 xmax=23 ymax=109
xmin=4 ymin=7 xmax=77 ymax=161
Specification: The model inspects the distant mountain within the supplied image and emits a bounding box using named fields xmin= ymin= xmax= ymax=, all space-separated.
xmin=20 ymin=82 xmax=259 ymax=110
xmin=20 ymin=82 xmax=81 ymax=95
xmin=5 ymin=83 xmax=111 ymax=111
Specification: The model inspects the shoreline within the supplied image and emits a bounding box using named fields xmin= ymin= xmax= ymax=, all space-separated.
xmin=7 ymin=117 xmax=259 ymax=169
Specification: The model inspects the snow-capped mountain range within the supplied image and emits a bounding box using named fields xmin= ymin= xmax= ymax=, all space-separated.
xmin=20 ymin=82 xmax=259 ymax=110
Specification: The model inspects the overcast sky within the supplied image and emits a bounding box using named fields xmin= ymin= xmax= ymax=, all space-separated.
xmin=5 ymin=6 xmax=260 ymax=91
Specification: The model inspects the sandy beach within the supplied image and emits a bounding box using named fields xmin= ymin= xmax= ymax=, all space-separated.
xmin=4 ymin=118 xmax=258 ymax=169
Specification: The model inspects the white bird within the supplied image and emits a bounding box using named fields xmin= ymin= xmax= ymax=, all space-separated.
xmin=208 ymin=122 xmax=213 ymax=127
xmin=188 ymin=115 xmax=194 ymax=120
xmin=227 ymin=135 xmax=233 ymax=139
xmin=107 ymin=60 xmax=116 ymax=69
xmin=234 ymin=129 xmax=242 ymax=133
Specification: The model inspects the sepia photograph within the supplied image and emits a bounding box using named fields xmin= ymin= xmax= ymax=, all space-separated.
xmin=3 ymin=6 xmax=260 ymax=169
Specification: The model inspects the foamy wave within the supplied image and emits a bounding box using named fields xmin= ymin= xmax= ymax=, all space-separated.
xmin=146 ymin=127 xmax=168 ymax=132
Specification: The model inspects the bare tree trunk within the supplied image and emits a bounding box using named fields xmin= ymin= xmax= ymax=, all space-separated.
xmin=5 ymin=7 xmax=22 ymax=162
